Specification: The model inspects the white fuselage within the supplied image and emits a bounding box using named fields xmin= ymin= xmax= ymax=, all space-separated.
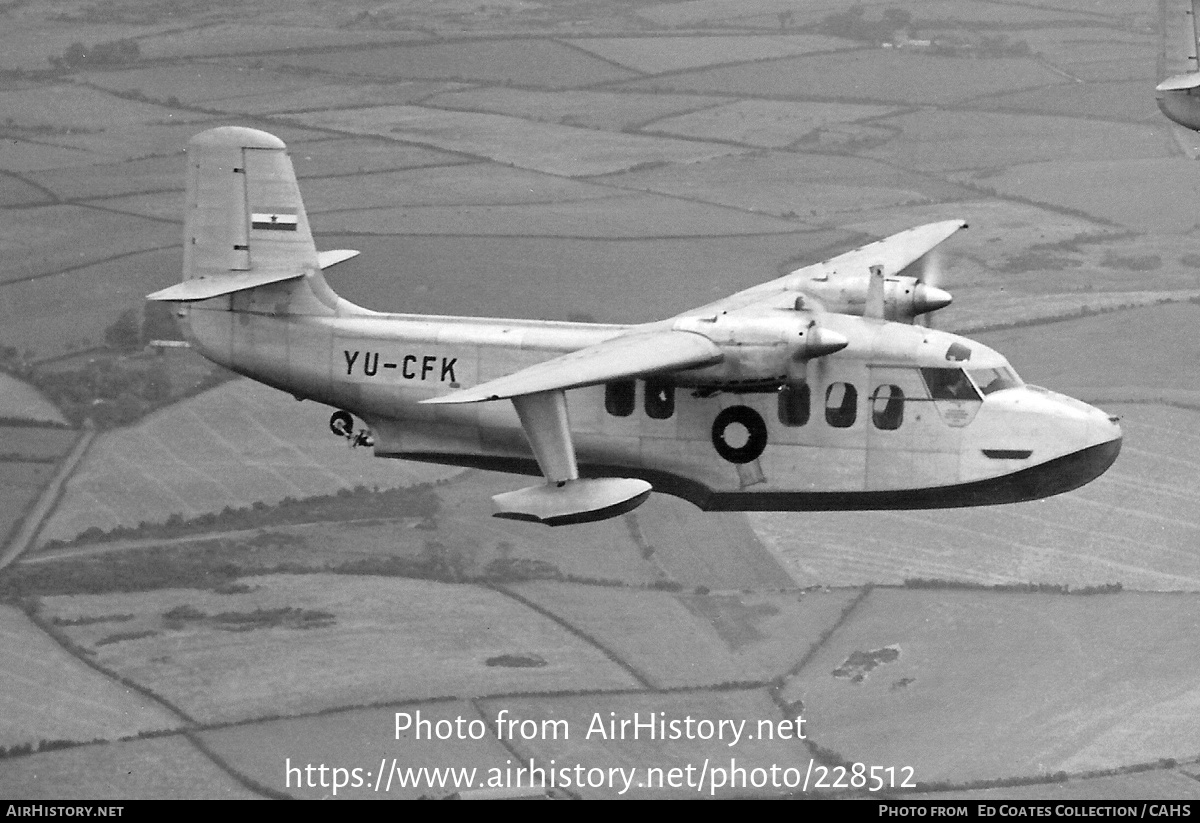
xmin=180 ymin=286 xmax=1122 ymax=512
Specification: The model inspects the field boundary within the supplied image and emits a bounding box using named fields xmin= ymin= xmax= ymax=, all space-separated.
xmin=489 ymin=582 xmax=655 ymax=689
xmin=1 ymin=429 xmax=93 ymax=571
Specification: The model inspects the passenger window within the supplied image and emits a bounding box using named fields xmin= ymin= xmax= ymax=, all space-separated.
xmin=644 ymin=380 xmax=674 ymax=420
xmin=825 ymin=382 xmax=857 ymax=428
xmin=920 ymin=368 xmax=980 ymax=401
xmin=605 ymin=380 xmax=635 ymax=417
xmin=778 ymin=382 xmax=810 ymax=427
xmin=871 ymin=384 xmax=904 ymax=430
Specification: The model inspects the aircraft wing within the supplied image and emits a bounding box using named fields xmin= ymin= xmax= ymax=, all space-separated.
xmin=675 ymin=219 xmax=967 ymax=318
xmin=423 ymin=329 xmax=722 ymax=404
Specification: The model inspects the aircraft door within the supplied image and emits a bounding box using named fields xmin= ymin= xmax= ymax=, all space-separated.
xmin=865 ymin=366 xmax=920 ymax=490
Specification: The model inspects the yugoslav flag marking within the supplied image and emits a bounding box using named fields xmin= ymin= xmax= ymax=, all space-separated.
xmin=251 ymin=208 xmax=298 ymax=231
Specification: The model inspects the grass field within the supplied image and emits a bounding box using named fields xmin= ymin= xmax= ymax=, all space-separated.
xmin=572 ymin=34 xmax=854 ymax=74
xmin=0 ymin=735 xmax=260 ymax=800
xmin=313 ymin=468 xmax=795 ymax=590
xmin=294 ymin=105 xmax=748 ymax=178
xmin=423 ymin=88 xmax=724 ymax=132
xmin=0 ymin=376 xmax=68 ymax=426
xmin=646 ymin=100 xmax=897 ymax=148
xmin=42 ymin=574 xmax=640 ymax=725
xmin=605 ymin=152 xmax=966 ymax=222
xmin=0 ymin=426 xmax=77 ymax=459
xmin=199 ymin=701 xmax=514 ymax=799
xmin=864 ymin=110 xmax=1170 ymax=173
xmin=510 ymin=581 xmax=856 ymax=687
xmin=38 ymin=380 xmax=454 ymax=545
xmin=978 ymin=157 xmax=1200 ymax=233
xmin=620 ymin=50 xmax=1069 ymax=106
xmin=973 ymin=80 xmax=1161 ymax=123
xmin=0 ymin=604 xmax=179 ymax=750
xmin=781 ymin=589 xmax=1200 ymax=786
xmin=314 ymin=196 xmax=805 ymax=239
xmin=0 ymin=205 xmax=177 ymax=286
xmin=262 ymin=40 xmax=639 ymax=88
xmin=971 ymin=303 xmax=1200 ymax=395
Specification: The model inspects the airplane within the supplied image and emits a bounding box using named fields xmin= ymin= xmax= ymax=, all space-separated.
xmin=147 ymin=126 xmax=1122 ymax=526
xmin=1156 ymin=0 xmax=1200 ymax=129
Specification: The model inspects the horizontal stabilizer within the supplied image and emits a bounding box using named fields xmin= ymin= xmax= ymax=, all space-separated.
xmin=1157 ymin=72 xmax=1200 ymax=91
xmin=318 ymin=249 xmax=360 ymax=269
xmin=423 ymin=330 xmax=722 ymax=404
xmin=147 ymin=270 xmax=304 ymax=302
xmin=492 ymin=478 xmax=652 ymax=526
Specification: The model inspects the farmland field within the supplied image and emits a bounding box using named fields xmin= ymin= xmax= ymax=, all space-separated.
xmin=0 ymin=205 xmax=177 ymax=286
xmin=0 ymin=735 xmax=260 ymax=799
xmin=423 ymin=88 xmax=725 ymax=132
xmin=41 ymin=574 xmax=640 ymax=725
xmin=0 ymin=604 xmax=179 ymax=749
xmin=781 ymin=589 xmax=1200 ymax=785
xmin=572 ymin=34 xmax=854 ymax=74
xmin=646 ymin=100 xmax=898 ymax=148
xmin=37 ymin=380 xmax=455 ymax=545
xmin=199 ymin=701 xmax=514 ymax=800
xmin=0 ymin=426 xmax=77 ymax=459
xmin=313 ymin=196 xmax=805 ymax=239
xmin=973 ymin=80 xmax=1161 ymax=122
xmin=264 ymin=40 xmax=639 ymax=88
xmin=510 ymin=581 xmax=857 ymax=687
xmin=605 ymin=152 xmax=967 ymax=222
xmin=975 ymin=157 xmax=1200 ymax=232
xmin=294 ymin=106 xmax=748 ymax=178
xmin=619 ymin=51 xmax=1070 ymax=106
xmin=971 ymin=302 xmax=1200 ymax=397
xmin=0 ymin=376 xmax=68 ymax=426
xmin=863 ymin=110 xmax=1170 ymax=173
xmin=264 ymin=468 xmax=791 ymax=590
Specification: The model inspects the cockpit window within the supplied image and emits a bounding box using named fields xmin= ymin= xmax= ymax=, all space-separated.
xmin=920 ymin=368 xmax=980 ymax=401
xmin=967 ymin=367 xmax=1022 ymax=396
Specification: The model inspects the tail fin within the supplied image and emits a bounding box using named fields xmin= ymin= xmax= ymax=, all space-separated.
xmin=148 ymin=127 xmax=348 ymax=306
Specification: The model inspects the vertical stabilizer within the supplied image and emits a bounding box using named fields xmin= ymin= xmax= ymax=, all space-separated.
xmin=185 ymin=126 xmax=318 ymax=281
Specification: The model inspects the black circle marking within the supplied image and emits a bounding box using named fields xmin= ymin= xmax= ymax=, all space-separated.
xmin=711 ymin=405 xmax=768 ymax=464
xmin=330 ymin=410 xmax=354 ymax=437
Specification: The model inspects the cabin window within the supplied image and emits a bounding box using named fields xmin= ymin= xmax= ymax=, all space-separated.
xmin=605 ymin=380 xmax=635 ymax=417
xmin=644 ymin=380 xmax=675 ymax=420
xmin=778 ymin=382 xmax=810 ymax=427
xmin=871 ymin=384 xmax=904 ymax=430
xmin=967 ymin=367 xmax=1022 ymax=396
xmin=825 ymin=382 xmax=857 ymax=428
xmin=920 ymin=368 xmax=980 ymax=402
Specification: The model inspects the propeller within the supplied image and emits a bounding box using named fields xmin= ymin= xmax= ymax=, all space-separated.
xmin=911 ymin=246 xmax=953 ymax=327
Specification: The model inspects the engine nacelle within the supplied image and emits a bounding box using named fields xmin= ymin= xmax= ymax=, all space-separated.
xmin=671 ymin=313 xmax=847 ymax=389
xmin=798 ymin=275 xmax=951 ymax=322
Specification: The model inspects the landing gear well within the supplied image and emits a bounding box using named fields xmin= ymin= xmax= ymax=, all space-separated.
xmin=330 ymin=410 xmax=374 ymax=448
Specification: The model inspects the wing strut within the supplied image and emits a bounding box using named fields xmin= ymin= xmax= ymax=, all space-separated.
xmin=492 ymin=390 xmax=651 ymax=526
